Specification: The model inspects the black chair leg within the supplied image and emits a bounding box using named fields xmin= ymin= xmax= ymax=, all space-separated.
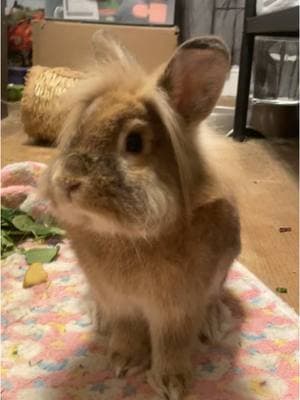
xmin=1 ymin=0 xmax=8 ymax=119
xmin=231 ymin=32 xmax=255 ymax=141
xmin=229 ymin=0 xmax=264 ymax=141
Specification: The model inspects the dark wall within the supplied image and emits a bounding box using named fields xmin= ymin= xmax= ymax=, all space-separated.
xmin=176 ymin=0 xmax=298 ymax=100
xmin=178 ymin=0 xmax=245 ymax=65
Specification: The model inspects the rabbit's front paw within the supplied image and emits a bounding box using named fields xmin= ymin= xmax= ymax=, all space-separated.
xmin=108 ymin=320 xmax=150 ymax=377
xmin=200 ymin=298 xmax=232 ymax=344
xmin=109 ymin=345 xmax=150 ymax=377
xmin=147 ymin=368 xmax=191 ymax=400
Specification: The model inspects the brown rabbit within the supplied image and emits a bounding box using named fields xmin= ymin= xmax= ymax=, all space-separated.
xmin=40 ymin=32 xmax=241 ymax=400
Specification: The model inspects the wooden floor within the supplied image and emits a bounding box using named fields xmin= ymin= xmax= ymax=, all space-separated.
xmin=2 ymin=104 xmax=299 ymax=312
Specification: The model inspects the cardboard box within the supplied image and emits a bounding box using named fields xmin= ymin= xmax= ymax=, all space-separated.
xmin=32 ymin=20 xmax=178 ymax=72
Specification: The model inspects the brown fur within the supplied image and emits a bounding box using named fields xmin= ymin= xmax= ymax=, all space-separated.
xmin=40 ymin=32 xmax=240 ymax=399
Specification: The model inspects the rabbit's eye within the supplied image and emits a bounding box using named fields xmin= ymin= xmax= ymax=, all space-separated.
xmin=125 ymin=132 xmax=143 ymax=154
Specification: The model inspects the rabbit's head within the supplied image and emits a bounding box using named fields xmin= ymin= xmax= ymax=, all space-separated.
xmin=43 ymin=32 xmax=230 ymax=237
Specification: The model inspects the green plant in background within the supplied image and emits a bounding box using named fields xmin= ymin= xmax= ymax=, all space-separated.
xmin=99 ymin=0 xmax=122 ymax=9
xmin=7 ymin=83 xmax=24 ymax=102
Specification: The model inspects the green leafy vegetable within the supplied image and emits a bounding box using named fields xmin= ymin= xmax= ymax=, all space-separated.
xmin=2 ymin=230 xmax=14 ymax=248
xmin=12 ymin=215 xmax=65 ymax=237
xmin=12 ymin=214 xmax=40 ymax=233
xmin=24 ymin=246 xmax=59 ymax=264
xmin=1 ymin=230 xmax=15 ymax=259
xmin=1 ymin=206 xmax=65 ymax=259
xmin=276 ymin=287 xmax=288 ymax=293
xmin=1 ymin=206 xmax=24 ymax=222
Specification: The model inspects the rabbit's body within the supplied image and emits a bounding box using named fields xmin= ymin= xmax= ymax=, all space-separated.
xmin=41 ymin=33 xmax=240 ymax=399
xmin=67 ymin=196 xmax=239 ymax=318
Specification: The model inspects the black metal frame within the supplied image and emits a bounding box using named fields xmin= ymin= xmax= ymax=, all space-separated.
xmin=1 ymin=0 xmax=8 ymax=119
xmin=232 ymin=2 xmax=299 ymax=141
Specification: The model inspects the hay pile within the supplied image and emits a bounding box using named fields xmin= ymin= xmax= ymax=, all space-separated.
xmin=21 ymin=66 xmax=84 ymax=143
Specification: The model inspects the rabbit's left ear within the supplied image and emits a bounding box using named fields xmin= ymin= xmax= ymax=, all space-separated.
xmin=158 ymin=37 xmax=230 ymax=125
xmin=92 ymin=29 xmax=137 ymax=68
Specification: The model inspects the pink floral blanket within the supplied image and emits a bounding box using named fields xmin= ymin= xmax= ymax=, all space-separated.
xmin=1 ymin=162 xmax=298 ymax=400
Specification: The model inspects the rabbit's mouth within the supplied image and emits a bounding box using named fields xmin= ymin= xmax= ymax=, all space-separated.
xmin=51 ymin=196 xmax=159 ymax=238
xmin=47 ymin=155 xmax=181 ymax=237
xmin=48 ymin=172 xmax=144 ymax=236
xmin=52 ymin=201 xmax=127 ymax=235
xmin=50 ymin=183 xmax=178 ymax=238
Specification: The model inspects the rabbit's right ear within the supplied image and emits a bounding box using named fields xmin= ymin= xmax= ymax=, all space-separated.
xmin=92 ymin=30 xmax=136 ymax=68
xmin=158 ymin=37 xmax=230 ymax=126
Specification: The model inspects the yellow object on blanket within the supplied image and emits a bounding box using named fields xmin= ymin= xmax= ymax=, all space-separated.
xmin=23 ymin=262 xmax=48 ymax=288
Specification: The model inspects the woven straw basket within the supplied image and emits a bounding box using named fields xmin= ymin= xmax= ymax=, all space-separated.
xmin=21 ymin=66 xmax=84 ymax=143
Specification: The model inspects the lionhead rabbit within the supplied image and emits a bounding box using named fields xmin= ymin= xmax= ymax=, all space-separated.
xmin=41 ymin=32 xmax=240 ymax=399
